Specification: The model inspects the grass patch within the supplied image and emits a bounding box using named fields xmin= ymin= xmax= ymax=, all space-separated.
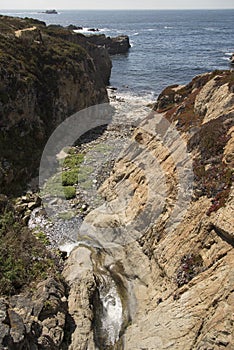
xmin=77 ymin=166 xmax=94 ymax=183
xmin=42 ymin=173 xmax=76 ymax=199
xmin=62 ymin=169 xmax=78 ymax=186
xmin=62 ymin=152 xmax=84 ymax=169
xmin=63 ymin=186 xmax=76 ymax=200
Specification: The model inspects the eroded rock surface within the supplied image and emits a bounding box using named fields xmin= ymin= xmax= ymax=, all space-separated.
xmin=63 ymin=70 xmax=234 ymax=349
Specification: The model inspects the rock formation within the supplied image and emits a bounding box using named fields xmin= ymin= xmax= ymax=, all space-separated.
xmin=84 ymin=34 xmax=131 ymax=55
xmin=0 ymin=14 xmax=233 ymax=348
xmin=61 ymin=70 xmax=234 ymax=349
xmin=0 ymin=16 xmax=111 ymax=195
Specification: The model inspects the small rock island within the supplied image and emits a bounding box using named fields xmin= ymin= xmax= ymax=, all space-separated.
xmin=42 ymin=9 xmax=58 ymax=14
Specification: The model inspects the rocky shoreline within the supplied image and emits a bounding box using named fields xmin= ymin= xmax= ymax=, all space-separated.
xmin=1 ymin=70 xmax=233 ymax=349
xmin=0 ymin=13 xmax=233 ymax=350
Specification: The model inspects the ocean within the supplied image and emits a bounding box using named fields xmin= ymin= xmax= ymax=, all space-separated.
xmin=1 ymin=9 xmax=234 ymax=100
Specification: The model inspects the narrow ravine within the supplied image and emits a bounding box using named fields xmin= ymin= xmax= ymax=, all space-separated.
xmin=28 ymin=90 xmax=153 ymax=348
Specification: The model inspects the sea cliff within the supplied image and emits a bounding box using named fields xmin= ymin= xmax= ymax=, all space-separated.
xmin=0 ymin=15 xmax=111 ymax=195
xmin=0 ymin=14 xmax=233 ymax=350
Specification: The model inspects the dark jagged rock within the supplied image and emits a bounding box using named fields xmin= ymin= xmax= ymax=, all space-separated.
xmin=85 ymin=34 xmax=131 ymax=55
xmin=0 ymin=278 xmax=69 ymax=349
xmin=87 ymin=28 xmax=99 ymax=32
xmin=66 ymin=24 xmax=83 ymax=30
xmin=43 ymin=9 xmax=58 ymax=14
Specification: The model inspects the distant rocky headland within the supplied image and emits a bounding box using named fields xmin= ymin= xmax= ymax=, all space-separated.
xmin=0 ymin=13 xmax=233 ymax=350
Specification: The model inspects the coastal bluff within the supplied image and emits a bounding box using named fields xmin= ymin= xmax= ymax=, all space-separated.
xmin=0 ymin=14 xmax=233 ymax=350
xmin=0 ymin=68 xmax=233 ymax=349
xmin=0 ymin=15 xmax=112 ymax=195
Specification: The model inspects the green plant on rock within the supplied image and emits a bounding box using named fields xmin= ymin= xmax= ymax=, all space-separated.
xmin=62 ymin=169 xmax=78 ymax=186
xmin=63 ymin=186 xmax=76 ymax=200
xmin=62 ymin=152 xmax=84 ymax=169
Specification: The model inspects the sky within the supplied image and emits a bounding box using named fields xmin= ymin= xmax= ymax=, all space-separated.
xmin=0 ymin=0 xmax=233 ymax=10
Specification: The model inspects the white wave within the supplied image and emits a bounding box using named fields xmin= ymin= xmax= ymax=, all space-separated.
xmin=74 ymin=27 xmax=92 ymax=34
xmin=133 ymin=32 xmax=139 ymax=36
xmin=225 ymin=52 xmax=233 ymax=56
xmin=99 ymin=28 xmax=111 ymax=32
xmin=222 ymin=57 xmax=232 ymax=61
xmin=121 ymin=90 xmax=156 ymax=103
xmin=164 ymin=26 xmax=173 ymax=29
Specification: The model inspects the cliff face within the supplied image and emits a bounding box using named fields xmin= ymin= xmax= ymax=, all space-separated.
xmin=62 ymin=70 xmax=233 ymax=349
xmin=0 ymin=18 xmax=233 ymax=348
xmin=0 ymin=16 xmax=111 ymax=195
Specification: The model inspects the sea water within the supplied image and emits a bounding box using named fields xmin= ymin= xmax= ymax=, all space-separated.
xmin=1 ymin=9 xmax=233 ymax=101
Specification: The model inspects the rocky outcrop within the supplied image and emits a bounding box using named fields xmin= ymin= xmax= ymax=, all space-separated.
xmin=0 ymin=278 xmax=69 ymax=349
xmin=84 ymin=34 xmax=131 ymax=55
xmin=46 ymin=26 xmax=112 ymax=86
xmin=0 ymin=16 xmax=111 ymax=195
xmin=61 ymin=70 xmax=234 ymax=349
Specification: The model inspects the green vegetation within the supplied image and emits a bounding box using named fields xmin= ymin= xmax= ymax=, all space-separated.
xmin=42 ymin=173 xmax=64 ymax=198
xmin=62 ymin=169 xmax=78 ymax=186
xmin=35 ymin=230 xmax=50 ymax=246
xmin=42 ymin=173 xmax=76 ymax=200
xmin=63 ymin=186 xmax=76 ymax=200
xmin=42 ymin=151 xmax=86 ymax=200
xmin=0 ymin=200 xmax=60 ymax=296
xmin=62 ymin=152 xmax=84 ymax=169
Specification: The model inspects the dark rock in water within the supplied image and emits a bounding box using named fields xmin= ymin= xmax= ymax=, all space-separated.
xmin=88 ymin=28 xmax=100 ymax=32
xmin=230 ymin=53 xmax=234 ymax=65
xmin=85 ymin=34 xmax=131 ymax=55
xmin=108 ymin=86 xmax=118 ymax=91
xmin=43 ymin=9 xmax=58 ymax=14
xmin=66 ymin=24 xmax=83 ymax=30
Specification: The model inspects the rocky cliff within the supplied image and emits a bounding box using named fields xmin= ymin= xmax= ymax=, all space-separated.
xmin=62 ymin=70 xmax=233 ymax=349
xmin=0 ymin=29 xmax=233 ymax=348
xmin=0 ymin=15 xmax=111 ymax=195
